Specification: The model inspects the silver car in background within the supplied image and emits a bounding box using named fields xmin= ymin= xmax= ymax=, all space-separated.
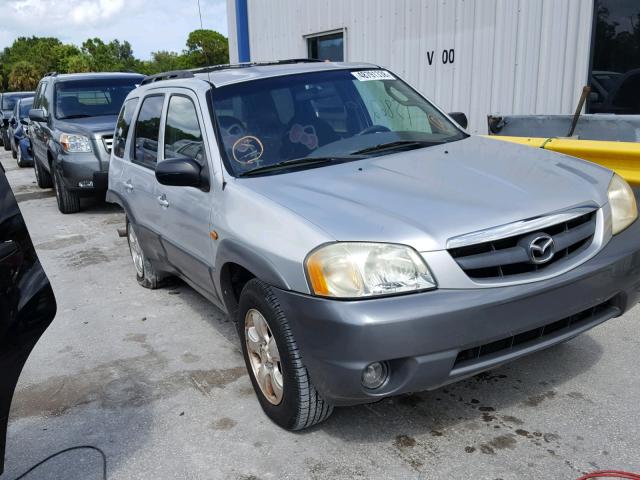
xmin=107 ymin=61 xmax=639 ymax=430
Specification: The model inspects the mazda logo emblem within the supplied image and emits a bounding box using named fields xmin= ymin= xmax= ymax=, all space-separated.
xmin=527 ymin=234 xmax=555 ymax=264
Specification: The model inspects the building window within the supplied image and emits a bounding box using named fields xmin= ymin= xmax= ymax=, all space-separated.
xmin=307 ymin=31 xmax=344 ymax=61
xmin=589 ymin=0 xmax=640 ymax=114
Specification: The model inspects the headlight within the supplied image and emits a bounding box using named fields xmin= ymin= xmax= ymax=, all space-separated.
xmin=60 ymin=133 xmax=92 ymax=153
xmin=608 ymin=174 xmax=637 ymax=235
xmin=305 ymin=242 xmax=436 ymax=298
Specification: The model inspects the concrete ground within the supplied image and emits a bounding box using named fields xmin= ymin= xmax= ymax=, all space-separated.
xmin=1 ymin=149 xmax=639 ymax=480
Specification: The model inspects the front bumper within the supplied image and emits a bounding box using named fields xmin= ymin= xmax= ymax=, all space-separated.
xmin=57 ymin=151 xmax=109 ymax=192
xmin=272 ymin=220 xmax=640 ymax=406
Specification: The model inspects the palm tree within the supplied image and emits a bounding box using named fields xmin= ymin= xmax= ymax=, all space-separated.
xmin=8 ymin=61 xmax=40 ymax=91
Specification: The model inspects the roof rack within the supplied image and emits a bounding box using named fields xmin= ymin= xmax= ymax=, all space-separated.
xmin=193 ymin=58 xmax=325 ymax=75
xmin=141 ymin=58 xmax=326 ymax=86
xmin=43 ymin=72 xmax=58 ymax=77
xmin=140 ymin=70 xmax=195 ymax=86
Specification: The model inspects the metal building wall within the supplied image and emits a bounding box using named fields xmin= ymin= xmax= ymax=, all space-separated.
xmin=226 ymin=0 xmax=594 ymax=134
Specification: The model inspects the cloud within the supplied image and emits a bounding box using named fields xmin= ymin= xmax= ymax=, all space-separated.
xmin=0 ymin=0 xmax=228 ymax=59
xmin=70 ymin=0 xmax=126 ymax=25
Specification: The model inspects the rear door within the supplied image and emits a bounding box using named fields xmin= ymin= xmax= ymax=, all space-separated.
xmin=0 ymin=163 xmax=56 ymax=474
xmin=122 ymin=93 xmax=165 ymax=261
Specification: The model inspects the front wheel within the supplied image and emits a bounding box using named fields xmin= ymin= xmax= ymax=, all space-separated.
xmin=16 ymin=144 xmax=26 ymax=167
xmin=53 ymin=168 xmax=80 ymax=214
xmin=2 ymin=131 xmax=10 ymax=151
xmin=237 ymin=279 xmax=333 ymax=430
xmin=34 ymin=156 xmax=53 ymax=188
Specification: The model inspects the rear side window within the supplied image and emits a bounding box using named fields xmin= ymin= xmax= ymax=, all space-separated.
xmin=133 ymin=95 xmax=164 ymax=168
xmin=113 ymin=98 xmax=139 ymax=158
xmin=164 ymin=95 xmax=206 ymax=166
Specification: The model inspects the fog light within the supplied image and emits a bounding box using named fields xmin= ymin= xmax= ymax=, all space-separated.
xmin=78 ymin=180 xmax=94 ymax=188
xmin=361 ymin=361 xmax=388 ymax=390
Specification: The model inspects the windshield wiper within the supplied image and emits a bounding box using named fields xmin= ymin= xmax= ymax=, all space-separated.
xmin=238 ymin=156 xmax=358 ymax=177
xmin=351 ymin=140 xmax=441 ymax=156
xmin=58 ymin=114 xmax=92 ymax=119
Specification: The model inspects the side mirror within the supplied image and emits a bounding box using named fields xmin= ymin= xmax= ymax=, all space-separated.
xmin=155 ymin=157 xmax=205 ymax=188
xmin=9 ymin=118 xmax=16 ymax=127
xmin=29 ymin=108 xmax=47 ymax=122
xmin=19 ymin=118 xmax=28 ymax=126
xmin=448 ymin=112 xmax=468 ymax=130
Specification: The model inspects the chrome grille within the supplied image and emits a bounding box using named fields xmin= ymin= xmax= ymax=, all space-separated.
xmin=102 ymin=135 xmax=113 ymax=154
xmin=448 ymin=211 xmax=597 ymax=279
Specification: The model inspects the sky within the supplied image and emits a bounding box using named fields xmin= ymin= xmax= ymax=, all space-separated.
xmin=0 ymin=0 xmax=229 ymax=59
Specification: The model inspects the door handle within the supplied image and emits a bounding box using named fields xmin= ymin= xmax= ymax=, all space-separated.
xmin=157 ymin=194 xmax=169 ymax=208
xmin=123 ymin=180 xmax=134 ymax=192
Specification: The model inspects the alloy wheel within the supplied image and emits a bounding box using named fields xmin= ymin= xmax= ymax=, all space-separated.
xmin=245 ymin=308 xmax=284 ymax=405
xmin=127 ymin=224 xmax=145 ymax=277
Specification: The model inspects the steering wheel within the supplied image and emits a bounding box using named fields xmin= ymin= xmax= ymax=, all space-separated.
xmin=357 ymin=124 xmax=391 ymax=135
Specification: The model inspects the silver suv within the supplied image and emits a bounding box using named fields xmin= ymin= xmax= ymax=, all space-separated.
xmin=107 ymin=60 xmax=640 ymax=430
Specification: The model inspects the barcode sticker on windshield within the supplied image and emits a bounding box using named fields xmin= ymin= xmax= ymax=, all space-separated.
xmin=351 ymin=70 xmax=396 ymax=81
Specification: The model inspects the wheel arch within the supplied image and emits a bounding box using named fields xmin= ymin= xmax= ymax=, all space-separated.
xmin=216 ymin=239 xmax=291 ymax=317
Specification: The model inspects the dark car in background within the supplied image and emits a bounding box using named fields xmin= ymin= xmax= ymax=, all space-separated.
xmin=29 ymin=72 xmax=143 ymax=213
xmin=1 ymin=92 xmax=34 ymax=150
xmin=8 ymin=97 xmax=34 ymax=167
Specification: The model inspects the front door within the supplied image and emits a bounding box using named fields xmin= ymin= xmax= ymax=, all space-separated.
xmin=155 ymin=90 xmax=218 ymax=301
xmin=0 ymin=163 xmax=56 ymax=473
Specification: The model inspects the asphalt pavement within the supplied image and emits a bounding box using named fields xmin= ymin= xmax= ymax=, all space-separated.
xmin=1 ymin=150 xmax=639 ymax=480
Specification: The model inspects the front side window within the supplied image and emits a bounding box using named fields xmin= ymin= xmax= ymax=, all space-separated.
xmin=113 ymin=97 xmax=139 ymax=158
xmin=54 ymin=78 xmax=140 ymax=120
xmin=33 ymin=82 xmax=49 ymax=113
xmin=308 ymin=32 xmax=344 ymax=61
xmin=164 ymin=95 xmax=206 ymax=166
xmin=212 ymin=69 xmax=466 ymax=176
xmin=133 ymin=95 xmax=164 ymax=168
xmin=589 ymin=0 xmax=640 ymax=114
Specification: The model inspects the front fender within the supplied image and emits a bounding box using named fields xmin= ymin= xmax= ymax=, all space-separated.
xmin=214 ymin=239 xmax=291 ymax=300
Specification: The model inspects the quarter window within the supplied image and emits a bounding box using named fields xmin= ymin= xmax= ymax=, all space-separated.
xmin=113 ymin=97 xmax=139 ymax=158
xmin=164 ymin=95 xmax=206 ymax=166
xmin=133 ymin=95 xmax=164 ymax=168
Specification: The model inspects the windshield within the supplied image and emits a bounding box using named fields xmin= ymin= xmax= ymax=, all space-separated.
xmin=2 ymin=93 xmax=32 ymax=111
xmin=54 ymin=78 xmax=140 ymax=120
xmin=19 ymin=99 xmax=33 ymax=119
xmin=211 ymin=69 xmax=466 ymax=176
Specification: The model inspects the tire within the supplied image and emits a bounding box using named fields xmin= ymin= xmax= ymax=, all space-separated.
xmin=237 ymin=278 xmax=333 ymax=430
xmin=127 ymin=219 xmax=164 ymax=289
xmin=53 ymin=167 xmax=80 ymax=214
xmin=2 ymin=131 xmax=10 ymax=151
xmin=16 ymin=144 xmax=27 ymax=167
xmin=34 ymin=156 xmax=53 ymax=188
xmin=11 ymin=140 xmax=17 ymax=159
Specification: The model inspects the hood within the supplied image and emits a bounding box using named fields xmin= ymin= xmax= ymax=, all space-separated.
xmin=242 ymin=136 xmax=613 ymax=251
xmin=56 ymin=114 xmax=118 ymax=136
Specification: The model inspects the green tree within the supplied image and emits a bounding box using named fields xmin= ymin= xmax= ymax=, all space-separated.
xmin=145 ymin=51 xmax=189 ymax=73
xmin=185 ymin=29 xmax=229 ymax=67
xmin=81 ymin=38 xmax=141 ymax=72
xmin=8 ymin=61 xmax=40 ymax=90
xmin=63 ymin=54 xmax=94 ymax=73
